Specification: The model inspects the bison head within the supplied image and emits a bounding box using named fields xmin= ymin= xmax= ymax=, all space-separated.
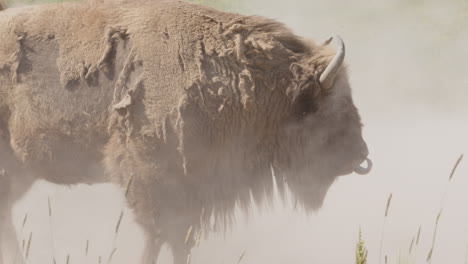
xmin=273 ymin=36 xmax=372 ymax=209
xmin=169 ymin=30 xmax=371 ymax=215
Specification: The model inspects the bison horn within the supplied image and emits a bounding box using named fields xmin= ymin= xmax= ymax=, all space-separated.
xmin=319 ymin=36 xmax=345 ymax=90
xmin=321 ymin=37 xmax=333 ymax=46
xmin=353 ymin=158 xmax=373 ymax=175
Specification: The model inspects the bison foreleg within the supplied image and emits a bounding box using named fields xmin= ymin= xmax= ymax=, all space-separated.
xmin=140 ymin=233 xmax=164 ymax=264
xmin=166 ymin=222 xmax=195 ymax=264
xmin=170 ymin=242 xmax=192 ymax=264
xmin=0 ymin=170 xmax=7 ymax=264
xmin=0 ymin=210 xmax=21 ymax=264
xmin=0 ymin=169 xmax=35 ymax=264
xmin=0 ymin=169 xmax=14 ymax=264
xmin=0 ymin=170 xmax=20 ymax=264
xmin=124 ymin=184 xmax=166 ymax=264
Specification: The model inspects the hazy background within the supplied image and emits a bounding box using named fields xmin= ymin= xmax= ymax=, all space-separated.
xmin=3 ymin=0 xmax=468 ymax=263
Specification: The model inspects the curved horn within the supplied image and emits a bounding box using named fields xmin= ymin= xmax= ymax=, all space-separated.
xmin=319 ymin=36 xmax=345 ymax=90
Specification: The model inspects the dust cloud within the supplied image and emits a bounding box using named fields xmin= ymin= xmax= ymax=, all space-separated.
xmin=6 ymin=0 xmax=468 ymax=263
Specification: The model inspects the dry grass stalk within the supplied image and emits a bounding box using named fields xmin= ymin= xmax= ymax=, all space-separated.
xmin=237 ymin=250 xmax=246 ymax=264
xmin=185 ymin=225 xmax=193 ymax=245
xmin=410 ymin=226 xmax=422 ymax=263
xmin=416 ymin=226 xmax=421 ymax=245
xmin=109 ymin=179 xmax=128 ymax=263
xmin=426 ymin=248 xmax=433 ymax=262
xmin=427 ymin=154 xmax=463 ymax=263
xmin=449 ymin=154 xmax=463 ymax=181
xmin=355 ymin=228 xmax=368 ymax=264
xmin=106 ymin=210 xmax=124 ymax=264
xmin=427 ymin=210 xmax=442 ymax=263
xmin=22 ymin=214 xmax=28 ymax=228
xmin=107 ymin=248 xmax=117 ymax=264
xmin=25 ymin=232 xmax=32 ymax=260
xmin=409 ymin=237 xmax=414 ymax=254
xmin=385 ymin=193 xmax=393 ymax=217
xmin=195 ymin=230 xmax=202 ymax=247
xmin=379 ymin=193 xmax=393 ymax=264
xmin=13 ymin=213 xmax=28 ymax=264
xmin=115 ymin=211 xmax=124 ymax=234
xmin=439 ymin=155 xmax=464 ymax=208
xmin=124 ymin=174 xmax=134 ymax=198
xmin=48 ymin=197 xmax=52 ymax=217
xmin=48 ymin=196 xmax=57 ymax=264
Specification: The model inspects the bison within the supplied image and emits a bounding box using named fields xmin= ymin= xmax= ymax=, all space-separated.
xmin=0 ymin=0 xmax=372 ymax=263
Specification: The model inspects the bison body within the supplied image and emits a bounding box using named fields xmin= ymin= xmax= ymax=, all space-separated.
xmin=0 ymin=1 xmax=371 ymax=263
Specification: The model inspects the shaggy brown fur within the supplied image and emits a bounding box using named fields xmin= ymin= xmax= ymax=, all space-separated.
xmin=0 ymin=1 xmax=369 ymax=263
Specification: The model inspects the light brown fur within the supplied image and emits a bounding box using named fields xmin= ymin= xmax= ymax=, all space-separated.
xmin=0 ymin=1 xmax=369 ymax=263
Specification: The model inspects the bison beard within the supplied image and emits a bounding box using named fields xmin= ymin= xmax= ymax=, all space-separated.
xmin=0 ymin=1 xmax=371 ymax=263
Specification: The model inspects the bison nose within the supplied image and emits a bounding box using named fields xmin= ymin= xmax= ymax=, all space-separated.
xmin=353 ymin=141 xmax=372 ymax=175
xmin=358 ymin=143 xmax=369 ymax=161
xmin=352 ymin=140 xmax=368 ymax=161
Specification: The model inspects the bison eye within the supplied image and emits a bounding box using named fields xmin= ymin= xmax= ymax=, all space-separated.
xmin=292 ymin=90 xmax=318 ymax=120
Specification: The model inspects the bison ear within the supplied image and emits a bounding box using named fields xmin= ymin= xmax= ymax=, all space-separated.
xmin=290 ymin=63 xmax=303 ymax=81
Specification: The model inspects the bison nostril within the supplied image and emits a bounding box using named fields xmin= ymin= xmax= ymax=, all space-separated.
xmin=360 ymin=150 xmax=369 ymax=160
xmin=359 ymin=142 xmax=369 ymax=159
